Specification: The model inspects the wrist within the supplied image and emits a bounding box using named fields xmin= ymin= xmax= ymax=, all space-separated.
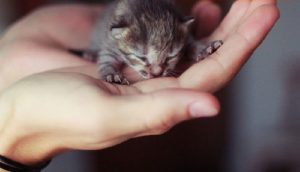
xmin=0 ymin=90 xmax=58 ymax=167
xmin=0 ymin=93 xmax=11 ymax=172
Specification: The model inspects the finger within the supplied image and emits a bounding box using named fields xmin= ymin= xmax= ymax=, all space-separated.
xmin=210 ymin=0 xmax=277 ymax=41
xmin=179 ymin=5 xmax=280 ymax=92
xmin=108 ymin=89 xmax=219 ymax=137
xmin=245 ymin=0 xmax=277 ymax=18
xmin=209 ymin=0 xmax=251 ymax=40
xmin=4 ymin=4 xmax=101 ymax=50
xmin=242 ymin=0 xmax=277 ymax=25
xmin=192 ymin=1 xmax=222 ymax=38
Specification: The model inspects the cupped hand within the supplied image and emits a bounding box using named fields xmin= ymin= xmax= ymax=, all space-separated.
xmin=0 ymin=71 xmax=219 ymax=165
xmin=0 ymin=0 xmax=279 ymax=166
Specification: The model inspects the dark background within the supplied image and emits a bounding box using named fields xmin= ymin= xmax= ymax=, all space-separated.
xmin=0 ymin=1 xmax=299 ymax=172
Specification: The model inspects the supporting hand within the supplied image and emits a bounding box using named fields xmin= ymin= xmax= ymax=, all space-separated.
xmin=0 ymin=0 xmax=279 ymax=167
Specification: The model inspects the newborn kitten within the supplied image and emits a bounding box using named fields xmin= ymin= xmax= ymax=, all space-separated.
xmin=87 ymin=0 xmax=223 ymax=84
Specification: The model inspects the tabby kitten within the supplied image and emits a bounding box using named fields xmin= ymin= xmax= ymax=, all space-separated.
xmin=88 ymin=0 xmax=222 ymax=84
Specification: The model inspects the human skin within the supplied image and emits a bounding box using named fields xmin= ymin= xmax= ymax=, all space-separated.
xmin=0 ymin=0 xmax=279 ymax=169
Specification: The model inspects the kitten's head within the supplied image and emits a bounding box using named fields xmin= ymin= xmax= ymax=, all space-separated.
xmin=110 ymin=0 xmax=194 ymax=79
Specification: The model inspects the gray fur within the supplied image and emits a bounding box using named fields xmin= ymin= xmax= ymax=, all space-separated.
xmin=89 ymin=0 xmax=222 ymax=84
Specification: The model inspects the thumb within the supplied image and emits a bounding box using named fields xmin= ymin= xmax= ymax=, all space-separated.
xmin=109 ymin=89 xmax=220 ymax=137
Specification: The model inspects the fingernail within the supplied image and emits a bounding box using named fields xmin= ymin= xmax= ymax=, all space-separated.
xmin=189 ymin=101 xmax=218 ymax=118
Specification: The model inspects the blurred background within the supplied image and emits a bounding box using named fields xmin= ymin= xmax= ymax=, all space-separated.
xmin=0 ymin=0 xmax=299 ymax=172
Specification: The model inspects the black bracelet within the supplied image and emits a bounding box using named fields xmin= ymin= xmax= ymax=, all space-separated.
xmin=0 ymin=155 xmax=51 ymax=172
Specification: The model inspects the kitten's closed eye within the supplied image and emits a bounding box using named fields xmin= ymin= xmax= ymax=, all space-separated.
xmin=134 ymin=55 xmax=149 ymax=64
xmin=166 ymin=51 xmax=181 ymax=62
xmin=136 ymin=56 xmax=148 ymax=63
xmin=140 ymin=70 xmax=148 ymax=76
xmin=167 ymin=54 xmax=178 ymax=60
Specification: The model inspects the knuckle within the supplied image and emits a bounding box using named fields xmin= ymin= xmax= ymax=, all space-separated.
xmin=156 ymin=121 xmax=172 ymax=135
xmin=143 ymin=115 xmax=176 ymax=136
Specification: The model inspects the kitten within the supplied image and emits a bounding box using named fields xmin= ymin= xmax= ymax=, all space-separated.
xmin=87 ymin=0 xmax=223 ymax=84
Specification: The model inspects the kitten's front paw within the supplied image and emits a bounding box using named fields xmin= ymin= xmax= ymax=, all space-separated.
xmin=104 ymin=74 xmax=130 ymax=85
xmin=195 ymin=40 xmax=223 ymax=61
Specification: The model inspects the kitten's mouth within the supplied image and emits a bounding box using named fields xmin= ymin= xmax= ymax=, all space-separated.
xmin=139 ymin=71 xmax=159 ymax=79
xmin=140 ymin=72 xmax=168 ymax=80
xmin=138 ymin=69 xmax=178 ymax=80
xmin=141 ymin=73 xmax=155 ymax=79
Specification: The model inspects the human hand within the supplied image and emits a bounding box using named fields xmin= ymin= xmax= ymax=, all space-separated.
xmin=0 ymin=71 xmax=219 ymax=166
xmin=0 ymin=0 xmax=279 ymax=167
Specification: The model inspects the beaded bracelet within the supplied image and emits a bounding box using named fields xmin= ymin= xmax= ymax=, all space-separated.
xmin=0 ymin=155 xmax=51 ymax=172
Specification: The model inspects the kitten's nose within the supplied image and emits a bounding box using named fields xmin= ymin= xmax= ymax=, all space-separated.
xmin=151 ymin=65 xmax=163 ymax=76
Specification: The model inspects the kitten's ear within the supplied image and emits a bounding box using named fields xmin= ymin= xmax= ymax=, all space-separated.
xmin=181 ymin=16 xmax=195 ymax=27
xmin=111 ymin=27 xmax=129 ymax=39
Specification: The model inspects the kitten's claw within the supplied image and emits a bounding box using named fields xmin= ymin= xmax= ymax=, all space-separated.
xmin=106 ymin=75 xmax=114 ymax=83
xmin=104 ymin=74 xmax=130 ymax=85
xmin=114 ymin=75 xmax=122 ymax=83
xmin=207 ymin=40 xmax=223 ymax=54
xmin=121 ymin=78 xmax=130 ymax=85
xmin=196 ymin=40 xmax=223 ymax=61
